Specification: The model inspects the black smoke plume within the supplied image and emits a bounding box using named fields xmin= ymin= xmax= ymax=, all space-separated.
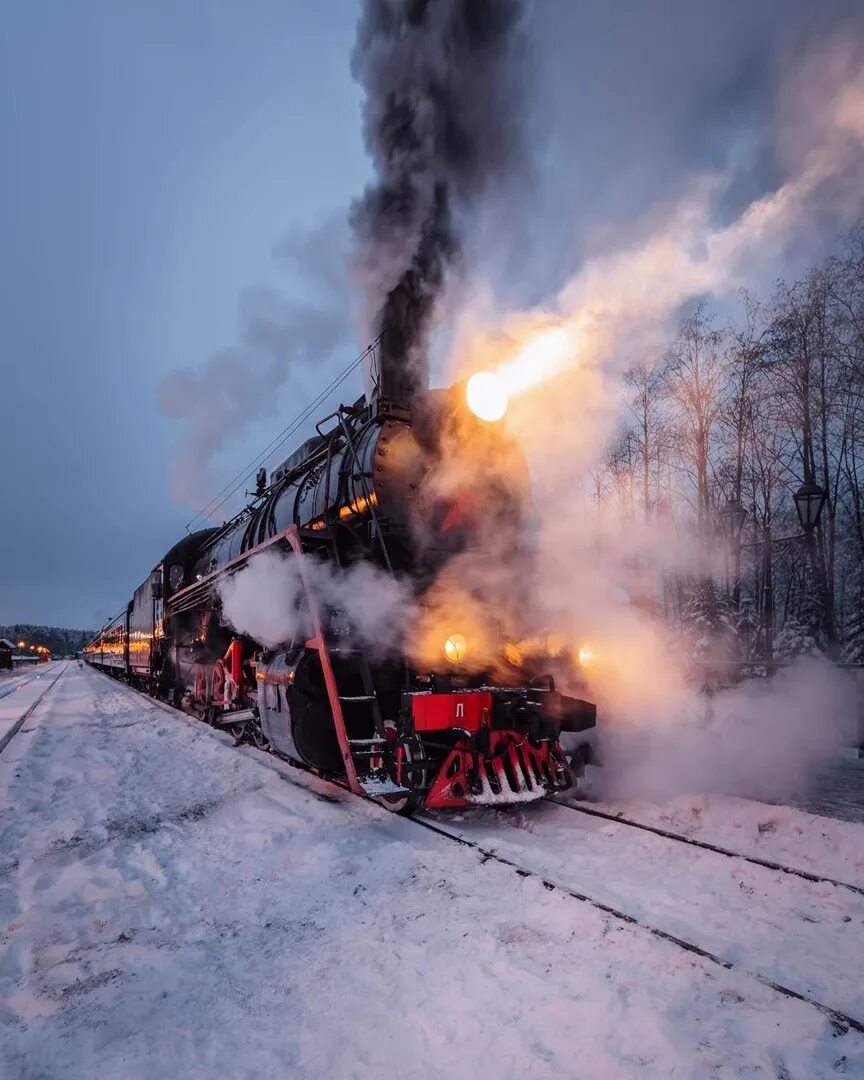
xmin=350 ymin=0 xmax=525 ymax=402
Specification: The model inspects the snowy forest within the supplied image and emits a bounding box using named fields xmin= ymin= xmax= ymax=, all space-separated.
xmin=0 ymin=626 xmax=93 ymax=656
xmin=593 ymin=225 xmax=864 ymax=666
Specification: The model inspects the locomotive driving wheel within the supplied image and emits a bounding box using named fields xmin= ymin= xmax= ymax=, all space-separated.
xmin=193 ymin=664 xmax=210 ymax=720
xmin=210 ymin=661 xmax=226 ymax=708
xmin=375 ymin=731 xmax=426 ymax=816
xmin=248 ymin=709 xmax=270 ymax=750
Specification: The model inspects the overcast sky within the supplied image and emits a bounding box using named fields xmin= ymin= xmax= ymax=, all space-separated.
xmin=2 ymin=0 xmax=862 ymax=629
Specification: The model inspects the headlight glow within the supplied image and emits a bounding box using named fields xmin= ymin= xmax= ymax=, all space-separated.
xmin=444 ymin=633 xmax=468 ymax=664
xmin=466 ymin=371 xmax=508 ymax=422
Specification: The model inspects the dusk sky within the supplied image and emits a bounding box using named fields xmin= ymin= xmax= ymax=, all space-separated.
xmin=2 ymin=0 xmax=862 ymax=629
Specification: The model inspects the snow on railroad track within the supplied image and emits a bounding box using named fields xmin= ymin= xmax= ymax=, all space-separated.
xmin=0 ymin=660 xmax=64 ymax=704
xmin=424 ymin=799 xmax=864 ymax=1026
xmin=0 ymin=662 xmax=66 ymax=753
xmin=1 ymin=665 xmax=862 ymax=1079
xmin=550 ymin=799 xmax=864 ymax=895
xmin=557 ymin=788 xmax=864 ymax=888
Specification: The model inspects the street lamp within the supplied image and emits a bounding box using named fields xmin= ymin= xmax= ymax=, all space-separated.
xmin=721 ymin=486 xmax=825 ymax=675
xmin=793 ymin=481 xmax=826 ymax=532
xmin=718 ymin=499 xmax=749 ymax=618
xmin=719 ymin=499 xmax=747 ymax=542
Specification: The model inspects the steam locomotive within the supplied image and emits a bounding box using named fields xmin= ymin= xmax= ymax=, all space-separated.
xmin=86 ymin=357 xmax=597 ymax=814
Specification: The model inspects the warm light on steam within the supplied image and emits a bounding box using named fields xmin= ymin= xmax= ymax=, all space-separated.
xmin=444 ymin=633 xmax=468 ymax=664
xmin=578 ymin=646 xmax=593 ymax=665
xmin=496 ymin=323 xmax=582 ymax=396
xmin=466 ymin=371 xmax=508 ymax=422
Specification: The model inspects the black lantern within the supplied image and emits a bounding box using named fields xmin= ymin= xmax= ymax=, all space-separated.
xmin=719 ymin=499 xmax=747 ymax=542
xmin=793 ymin=481 xmax=826 ymax=531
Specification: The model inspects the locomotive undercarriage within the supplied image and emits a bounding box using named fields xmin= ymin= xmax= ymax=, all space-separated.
xmin=137 ymin=617 xmax=594 ymax=816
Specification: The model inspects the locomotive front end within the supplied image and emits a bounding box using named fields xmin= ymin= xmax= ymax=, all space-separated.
xmin=401 ymin=683 xmax=596 ymax=810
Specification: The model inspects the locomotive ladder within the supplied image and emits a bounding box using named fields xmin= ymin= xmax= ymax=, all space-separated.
xmin=286 ymin=527 xmax=409 ymax=799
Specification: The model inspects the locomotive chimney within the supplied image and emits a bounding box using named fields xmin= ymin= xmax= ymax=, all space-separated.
xmin=351 ymin=1 xmax=525 ymax=413
xmin=372 ymin=323 xmax=426 ymax=408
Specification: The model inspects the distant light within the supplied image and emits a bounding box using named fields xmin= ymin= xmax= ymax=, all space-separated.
xmin=466 ymin=371 xmax=508 ymax=422
xmin=578 ymin=646 xmax=593 ymax=665
xmin=444 ymin=634 xmax=468 ymax=664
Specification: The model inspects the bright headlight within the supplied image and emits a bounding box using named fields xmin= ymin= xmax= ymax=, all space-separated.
xmin=444 ymin=633 xmax=468 ymax=664
xmin=466 ymin=371 xmax=508 ymax=422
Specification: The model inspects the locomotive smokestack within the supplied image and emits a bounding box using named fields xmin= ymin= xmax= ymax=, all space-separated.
xmin=350 ymin=0 xmax=525 ymax=404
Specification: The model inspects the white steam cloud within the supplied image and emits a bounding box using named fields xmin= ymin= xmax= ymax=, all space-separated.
xmin=443 ymin=35 xmax=864 ymax=803
xmin=592 ymin=658 xmax=859 ymax=802
xmin=218 ymin=550 xmax=414 ymax=658
xmin=455 ymin=37 xmax=864 ymax=433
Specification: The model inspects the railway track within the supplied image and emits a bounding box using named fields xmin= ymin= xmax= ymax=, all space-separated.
xmin=0 ymin=665 xmax=66 ymax=756
xmin=0 ymin=670 xmax=42 ymax=701
xmin=550 ymin=797 xmax=864 ymax=897
xmin=410 ymin=813 xmax=864 ymax=1037
xmin=88 ymin=665 xmax=864 ymax=1039
xmin=0 ymin=661 xmax=65 ymax=703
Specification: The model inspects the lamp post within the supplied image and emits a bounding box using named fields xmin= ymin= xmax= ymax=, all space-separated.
xmin=719 ymin=481 xmax=826 ymax=675
xmin=719 ymin=499 xmax=747 ymax=609
xmin=719 ymin=500 xmax=747 ymax=542
xmin=794 ymin=479 xmax=831 ymax=650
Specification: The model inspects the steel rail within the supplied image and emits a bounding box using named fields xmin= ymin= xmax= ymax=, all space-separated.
xmin=0 ymin=665 xmax=66 ymax=756
xmin=410 ymin=813 xmax=864 ymax=1037
xmin=551 ymin=798 xmax=864 ymax=897
xmin=0 ymin=672 xmax=41 ymax=701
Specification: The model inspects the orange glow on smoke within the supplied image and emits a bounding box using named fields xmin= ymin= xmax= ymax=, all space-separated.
xmin=504 ymin=632 xmax=569 ymax=668
xmin=457 ymin=314 xmax=590 ymax=423
xmin=409 ymin=576 xmax=503 ymax=676
xmin=496 ymin=323 xmax=582 ymax=396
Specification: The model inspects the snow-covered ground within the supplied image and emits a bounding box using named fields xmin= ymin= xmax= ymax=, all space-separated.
xmin=1 ymin=662 xmax=863 ymax=1079
xmin=560 ymin=788 xmax=864 ymax=888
